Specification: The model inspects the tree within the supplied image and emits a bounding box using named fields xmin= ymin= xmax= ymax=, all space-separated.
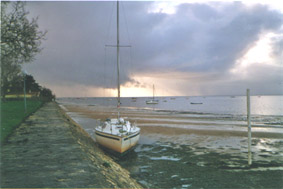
xmin=25 ymin=74 xmax=41 ymax=93
xmin=7 ymin=74 xmax=24 ymax=94
xmin=4 ymin=73 xmax=55 ymax=101
xmin=1 ymin=1 xmax=46 ymax=98
xmin=40 ymin=87 xmax=55 ymax=101
xmin=7 ymin=74 xmax=41 ymax=95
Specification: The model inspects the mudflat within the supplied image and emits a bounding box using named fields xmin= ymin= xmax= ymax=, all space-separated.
xmin=0 ymin=102 xmax=141 ymax=188
xmin=62 ymin=104 xmax=283 ymax=188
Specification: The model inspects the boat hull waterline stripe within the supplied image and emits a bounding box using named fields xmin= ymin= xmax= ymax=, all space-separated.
xmin=124 ymin=132 xmax=140 ymax=141
xmin=95 ymin=131 xmax=140 ymax=141
xmin=95 ymin=132 xmax=120 ymax=141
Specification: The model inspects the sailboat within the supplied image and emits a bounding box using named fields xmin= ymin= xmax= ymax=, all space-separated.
xmin=146 ymin=84 xmax=159 ymax=104
xmin=94 ymin=1 xmax=140 ymax=154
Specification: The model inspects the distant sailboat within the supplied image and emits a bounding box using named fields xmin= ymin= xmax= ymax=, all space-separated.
xmin=94 ymin=1 xmax=140 ymax=154
xmin=190 ymin=102 xmax=203 ymax=105
xmin=146 ymin=84 xmax=159 ymax=104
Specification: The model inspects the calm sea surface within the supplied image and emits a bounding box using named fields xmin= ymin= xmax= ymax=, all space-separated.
xmin=57 ymin=95 xmax=283 ymax=188
xmin=58 ymin=95 xmax=283 ymax=116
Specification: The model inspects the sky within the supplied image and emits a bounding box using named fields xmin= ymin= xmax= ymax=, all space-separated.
xmin=23 ymin=0 xmax=283 ymax=97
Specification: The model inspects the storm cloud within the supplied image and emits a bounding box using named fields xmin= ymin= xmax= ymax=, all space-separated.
xmin=25 ymin=1 xmax=283 ymax=96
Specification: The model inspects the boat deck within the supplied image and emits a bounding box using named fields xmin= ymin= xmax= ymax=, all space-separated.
xmin=95 ymin=118 xmax=140 ymax=137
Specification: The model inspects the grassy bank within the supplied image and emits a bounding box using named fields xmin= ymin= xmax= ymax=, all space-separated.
xmin=1 ymin=99 xmax=43 ymax=143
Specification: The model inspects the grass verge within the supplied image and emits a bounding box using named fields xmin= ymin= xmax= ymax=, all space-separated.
xmin=1 ymin=99 xmax=44 ymax=144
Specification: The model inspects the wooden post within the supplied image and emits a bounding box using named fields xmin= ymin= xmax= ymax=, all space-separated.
xmin=247 ymin=89 xmax=252 ymax=166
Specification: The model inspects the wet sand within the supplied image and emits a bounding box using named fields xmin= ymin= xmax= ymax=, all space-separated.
xmin=65 ymin=104 xmax=283 ymax=139
xmin=60 ymin=104 xmax=283 ymax=188
xmin=63 ymin=104 xmax=283 ymax=165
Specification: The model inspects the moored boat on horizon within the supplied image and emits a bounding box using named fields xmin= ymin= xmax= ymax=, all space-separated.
xmin=190 ymin=102 xmax=203 ymax=105
xmin=146 ymin=84 xmax=159 ymax=104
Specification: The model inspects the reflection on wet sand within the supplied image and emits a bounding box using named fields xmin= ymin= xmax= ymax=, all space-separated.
xmin=61 ymin=104 xmax=283 ymax=188
xmin=64 ymin=104 xmax=283 ymax=138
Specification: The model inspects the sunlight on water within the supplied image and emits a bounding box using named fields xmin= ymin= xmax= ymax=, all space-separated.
xmin=58 ymin=95 xmax=283 ymax=116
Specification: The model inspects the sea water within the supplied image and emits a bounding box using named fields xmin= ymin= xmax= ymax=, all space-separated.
xmin=57 ymin=96 xmax=283 ymax=188
xmin=58 ymin=95 xmax=283 ymax=116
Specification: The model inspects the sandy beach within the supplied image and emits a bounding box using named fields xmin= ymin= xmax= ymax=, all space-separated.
xmin=65 ymin=104 xmax=283 ymax=138
xmin=61 ymin=103 xmax=283 ymax=188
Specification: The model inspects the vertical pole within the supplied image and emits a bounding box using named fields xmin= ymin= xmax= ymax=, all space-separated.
xmin=24 ymin=74 xmax=27 ymax=113
xmin=117 ymin=1 xmax=120 ymax=119
xmin=247 ymin=89 xmax=252 ymax=166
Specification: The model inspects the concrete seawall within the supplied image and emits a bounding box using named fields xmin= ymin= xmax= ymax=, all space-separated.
xmin=0 ymin=102 xmax=141 ymax=188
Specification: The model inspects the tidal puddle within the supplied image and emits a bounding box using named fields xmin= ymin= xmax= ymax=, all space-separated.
xmin=115 ymin=139 xmax=283 ymax=188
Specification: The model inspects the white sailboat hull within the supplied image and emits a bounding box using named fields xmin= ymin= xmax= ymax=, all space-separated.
xmin=95 ymin=130 xmax=140 ymax=153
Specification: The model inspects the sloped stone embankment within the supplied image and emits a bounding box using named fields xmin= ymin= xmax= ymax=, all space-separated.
xmin=0 ymin=102 xmax=141 ymax=188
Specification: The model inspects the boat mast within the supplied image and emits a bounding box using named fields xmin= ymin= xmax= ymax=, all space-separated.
xmin=117 ymin=1 xmax=121 ymax=118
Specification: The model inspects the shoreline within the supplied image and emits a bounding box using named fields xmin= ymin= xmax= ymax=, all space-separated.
xmin=0 ymin=102 xmax=141 ymax=188
xmin=64 ymin=104 xmax=283 ymax=139
xmin=54 ymin=102 xmax=283 ymax=188
xmin=139 ymin=125 xmax=283 ymax=139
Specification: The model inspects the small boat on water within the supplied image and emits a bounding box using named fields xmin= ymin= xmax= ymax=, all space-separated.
xmin=190 ymin=102 xmax=203 ymax=105
xmin=146 ymin=84 xmax=159 ymax=104
xmin=131 ymin=97 xmax=137 ymax=102
xmin=94 ymin=1 xmax=140 ymax=154
xmin=146 ymin=99 xmax=158 ymax=104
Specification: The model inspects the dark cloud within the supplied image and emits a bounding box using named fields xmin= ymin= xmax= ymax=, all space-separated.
xmin=130 ymin=2 xmax=282 ymax=73
xmin=24 ymin=1 xmax=283 ymax=96
xmin=270 ymin=31 xmax=283 ymax=61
